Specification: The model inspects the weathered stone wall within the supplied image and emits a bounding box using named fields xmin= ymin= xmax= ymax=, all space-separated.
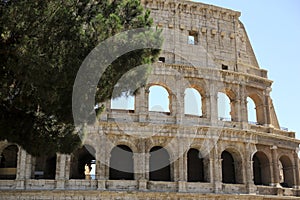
xmin=142 ymin=0 xmax=260 ymax=73
xmin=0 ymin=0 xmax=299 ymax=199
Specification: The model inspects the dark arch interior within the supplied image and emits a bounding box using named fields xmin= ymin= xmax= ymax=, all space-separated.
xmin=0 ymin=145 xmax=18 ymax=180
xmin=253 ymin=154 xmax=262 ymax=185
xmin=187 ymin=148 xmax=204 ymax=182
xmin=70 ymin=145 xmax=95 ymax=179
xmin=109 ymin=145 xmax=134 ymax=180
xmin=279 ymin=156 xmax=294 ymax=188
xmin=253 ymin=152 xmax=271 ymax=186
xmin=149 ymin=146 xmax=171 ymax=182
xmin=221 ymin=150 xmax=236 ymax=184
xmin=34 ymin=154 xmax=57 ymax=179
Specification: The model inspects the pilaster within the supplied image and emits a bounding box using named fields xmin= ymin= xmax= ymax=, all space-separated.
xmin=270 ymin=145 xmax=280 ymax=187
xmin=16 ymin=148 xmax=31 ymax=189
xmin=212 ymin=147 xmax=222 ymax=193
xmin=55 ymin=153 xmax=70 ymax=189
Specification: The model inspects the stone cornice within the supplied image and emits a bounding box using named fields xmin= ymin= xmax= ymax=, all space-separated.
xmin=142 ymin=0 xmax=241 ymax=20
xmin=154 ymin=63 xmax=273 ymax=89
xmin=97 ymin=121 xmax=300 ymax=145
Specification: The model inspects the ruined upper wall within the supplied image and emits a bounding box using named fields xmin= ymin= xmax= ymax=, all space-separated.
xmin=142 ymin=0 xmax=264 ymax=77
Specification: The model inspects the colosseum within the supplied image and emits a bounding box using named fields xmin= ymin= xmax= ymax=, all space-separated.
xmin=1 ymin=0 xmax=300 ymax=199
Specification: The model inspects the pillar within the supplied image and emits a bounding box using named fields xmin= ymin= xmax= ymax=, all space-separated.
xmin=293 ymin=150 xmax=300 ymax=188
xmin=139 ymin=87 xmax=148 ymax=122
xmin=212 ymin=147 xmax=222 ymax=193
xmin=209 ymin=83 xmax=218 ymax=124
xmin=270 ymin=145 xmax=280 ymax=187
xmin=55 ymin=153 xmax=70 ymax=189
xmin=16 ymin=148 xmax=32 ymax=189
xmin=175 ymin=92 xmax=185 ymax=124
xmin=97 ymin=133 xmax=108 ymax=190
xmin=263 ymin=88 xmax=272 ymax=126
xmin=176 ymin=137 xmax=187 ymax=192
xmin=245 ymin=143 xmax=256 ymax=194
xmin=239 ymin=85 xmax=248 ymax=123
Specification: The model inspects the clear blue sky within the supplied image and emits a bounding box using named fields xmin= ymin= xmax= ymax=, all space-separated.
xmin=193 ymin=0 xmax=300 ymax=138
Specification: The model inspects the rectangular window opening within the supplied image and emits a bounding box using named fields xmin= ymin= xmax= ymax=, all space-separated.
xmin=188 ymin=31 xmax=198 ymax=45
xmin=222 ymin=64 xmax=228 ymax=70
xmin=158 ymin=57 xmax=165 ymax=63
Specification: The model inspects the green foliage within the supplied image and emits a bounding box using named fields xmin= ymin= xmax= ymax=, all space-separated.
xmin=0 ymin=0 xmax=161 ymax=156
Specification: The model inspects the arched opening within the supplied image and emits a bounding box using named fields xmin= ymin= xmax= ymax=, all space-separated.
xmin=184 ymin=88 xmax=202 ymax=116
xmin=34 ymin=154 xmax=57 ymax=179
xmin=252 ymin=151 xmax=271 ymax=185
xmin=221 ymin=150 xmax=235 ymax=184
xmin=148 ymin=85 xmax=170 ymax=113
xmin=111 ymin=92 xmax=135 ymax=111
xmin=247 ymin=97 xmax=257 ymax=123
xmin=70 ymin=145 xmax=96 ymax=180
xmin=0 ymin=145 xmax=18 ymax=179
xmin=149 ymin=146 xmax=171 ymax=181
xmin=279 ymin=156 xmax=294 ymax=188
xmin=218 ymin=92 xmax=231 ymax=121
xmin=248 ymin=94 xmax=265 ymax=125
xmin=109 ymin=145 xmax=134 ymax=180
xmin=187 ymin=148 xmax=205 ymax=182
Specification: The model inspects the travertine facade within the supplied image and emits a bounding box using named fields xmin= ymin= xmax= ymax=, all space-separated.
xmin=1 ymin=0 xmax=300 ymax=199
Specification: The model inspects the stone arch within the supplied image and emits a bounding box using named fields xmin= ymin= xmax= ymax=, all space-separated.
xmin=188 ymin=81 xmax=208 ymax=118
xmin=188 ymin=141 xmax=212 ymax=182
xmin=248 ymin=93 xmax=265 ymax=125
xmin=149 ymin=146 xmax=171 ymax=182
xmin=187 ymin=148 xmax=207 ymax=182
xmin=148 ymin=84 xmax=171 ymax=113
xmin=217 ymin=92 xmax=231 ymax=121
xmin=221 ymin=148 xmax=243 ymax=184
xmin=184 ymin=88 xmax=203 ymax=116
xmin=252 ymin=151 xmax=271 ymax=186
xmin=0 ymin=144 xmax=18 ymax=180
xmin=109 ymin=145 xmax=134 ymax=180
xmin=70 ymin=145 xmax=96 ymax=180
xmin=107 ymin=138 xmax=138 ymax=155
xmin=218 ymin=88 xmax=237 ymax=121
xmin=146 ymin=137 xmax=176 ymax=161
xmin=279 ymin=155 xmax=294 ymax=188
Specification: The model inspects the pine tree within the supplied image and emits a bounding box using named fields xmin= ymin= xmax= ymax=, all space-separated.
xmin=0 ymin=0 xmax=161 ymax=156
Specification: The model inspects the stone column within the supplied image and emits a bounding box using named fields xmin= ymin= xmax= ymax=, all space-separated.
xmin=133 ymin=153 xmax=142 ymax=180
xmin=212 ymin=147 xmax=222 ymax=193
xmin=202 ymin=94 xmax=209 ymax=119
xmin=239 ymin=85 xmax=248 ymax=124
xmin=231 ymin=98 xmax=241 ymax=122
xmin=263 ymin=88 xmax=272 ymax=126
xmin=139 ymin=87 xmax=148 ymax=122
xmin=135 ymin=87 xmax=144 ymax=114
xmin=97 ymin=133 xmax=108 ymax=190
xmin=175 ymin=92 xmax=185 ymax=124
xmin=177 ymin=137 xmax=187 ymax=192
xmin=55 ymin=153 xmax=70 ymax=189
xmin=144 ymin=153 xmax=150 ymax=180
xmin=293 ymin=150 xmax=300 ymax=188
xmin=134 ymin=139 xmax=148 ymax=190
xmin=208 ymin=157 xmax=214 ymax=184
xmin=16 ymin=148 xmax=32 ymax=189
xmin=135 ymin=152 xmax=148 ymax=191
xmin=170 ymin=93 xmax=178 ymax=116
xmin=245 ymin=143 xmax=256 ymax=194
xmin=209 ymin=83 xmax=218 ymax=123
xmin=270 ymin=145 xmax=280 ymax=187
xmin=241 ymin=96 xmax=250 ymax=129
